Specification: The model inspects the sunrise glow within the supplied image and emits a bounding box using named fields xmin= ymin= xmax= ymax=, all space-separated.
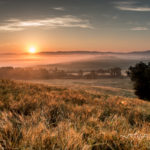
xmin=29 ymin=47 xmax=36 ymax=54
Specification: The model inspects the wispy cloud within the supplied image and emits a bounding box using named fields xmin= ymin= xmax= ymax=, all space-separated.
xmin=130 ymin=27 xmax=149 ymax=31
xmin=53 ymin=7 xmax=65 ymax=11
xmin=0 ymin=16 xmax=93 ymax=31
xmin=115 ymin=1 xmax=150 ymax=12
xmin=112 ymin=15 xmax=118 ymax=20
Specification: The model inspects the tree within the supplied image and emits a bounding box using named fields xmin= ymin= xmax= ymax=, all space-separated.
xmin=110 ymin=67 xmax=122 ymax=77
xmin=78 ymin=70 xmax=83 ymax=78
xmin=127 ymin=62 xmax=150 ymax=100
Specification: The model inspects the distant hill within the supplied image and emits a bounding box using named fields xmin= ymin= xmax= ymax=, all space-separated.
xmin=39 ymin=50 xmax=150 ymax=55
xmin=129 ymin=50 xmax=150 ymax=55
xmin=1 ymin=50 xmax=150 ymax=56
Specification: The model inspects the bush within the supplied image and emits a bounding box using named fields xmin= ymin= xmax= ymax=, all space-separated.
xmin=127 ymin=62 xmax=150 ymax=100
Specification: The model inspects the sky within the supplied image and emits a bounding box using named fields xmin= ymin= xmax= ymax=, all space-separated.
xmin=0 ymin=0 xmax=150 ymax=53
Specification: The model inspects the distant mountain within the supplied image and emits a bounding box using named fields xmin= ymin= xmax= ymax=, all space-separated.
xmin=0 ymin=50 xmax=150 ymax=56
xmin=128 ymin=50 xmax=150 ymax=55
xmin=39 ymin=50 xmax=150 ymax=55
xmin=39 ymin=51 xmax=103 ymax=55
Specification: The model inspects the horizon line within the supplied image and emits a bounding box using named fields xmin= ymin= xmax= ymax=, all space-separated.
xmin=0 ymin=50 xmax=150 ymax=55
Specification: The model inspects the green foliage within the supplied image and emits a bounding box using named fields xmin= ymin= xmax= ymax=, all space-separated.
xmin=127 ymin=62 xmax=150 ymax=100
xmin=0 ymin=79 xmax=150 ymax=149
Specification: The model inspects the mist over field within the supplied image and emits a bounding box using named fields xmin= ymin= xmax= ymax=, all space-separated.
xmin=1 ymin=51 xmax=150 ymax=69
xmin=0 ymin=53 xmax=96 ymax=67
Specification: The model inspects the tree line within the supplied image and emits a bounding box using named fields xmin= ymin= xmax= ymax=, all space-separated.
xmin=0 ymin=66 xmax=122 ymax=80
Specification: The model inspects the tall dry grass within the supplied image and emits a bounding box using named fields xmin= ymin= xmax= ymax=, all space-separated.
xmin=0 ymin=79 xmax=150 ymax=149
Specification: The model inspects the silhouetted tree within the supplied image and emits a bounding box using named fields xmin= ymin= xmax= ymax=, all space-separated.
xmin=88 ymin=70 xmax=97 ymax=79
xmin=127 ymin=62 xmax=150 ymax=101
xmin=110 ymin=67 xmax=122 ymax=77
xmin=78 ymin=70 xmax=83 ymax=78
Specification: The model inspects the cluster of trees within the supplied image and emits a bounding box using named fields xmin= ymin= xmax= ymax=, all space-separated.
xmin=0 ymin=67 xmax=50 ymax=80
xmin=83 ymin=67 xmax=122 ymax=79
xmin=127 ymin=62 xmax=150 ymax=101
xmin=0 ymin=66 xmax=122 ymax=80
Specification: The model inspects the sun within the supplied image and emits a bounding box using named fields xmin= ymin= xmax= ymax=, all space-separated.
xmin=29 ymin=46 xmax=36 ymax=54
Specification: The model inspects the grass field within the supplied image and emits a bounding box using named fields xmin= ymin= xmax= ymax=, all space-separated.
xmin=0 ymin=79 xmax=150 ymax=149
xmin=30 ymin=78 xmax=135 ymax=98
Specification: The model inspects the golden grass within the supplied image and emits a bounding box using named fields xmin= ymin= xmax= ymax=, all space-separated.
xmin=0 ymin=79 xmax=150 ymax=149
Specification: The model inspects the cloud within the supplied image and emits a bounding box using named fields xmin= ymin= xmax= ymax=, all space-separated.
xmin=115 ymin=1 xmax=150 ymax=12
xmin=130 ymin=27 xmax=149 ymax=31
xmin=0 ymin=16 xmax=93 ymax=31
xmin=117 ymin=6 xmax=150 ymax=12
xmin=53 ymin=7 xmax=65 ymax=11
xmin=112 ymin=16 xmax=118 ymax=20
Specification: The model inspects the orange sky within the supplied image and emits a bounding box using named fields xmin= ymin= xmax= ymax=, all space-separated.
xmin=0 ymin=0 xmax=150 ymax=53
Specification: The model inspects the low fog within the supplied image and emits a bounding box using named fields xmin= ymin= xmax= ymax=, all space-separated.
xmin=0 ymin=52 xmax=150 ymax=68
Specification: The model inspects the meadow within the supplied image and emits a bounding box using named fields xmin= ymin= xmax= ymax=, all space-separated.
xmin=30 ymin=78 xmax=135 ymax=98
xmin=1 ymin=79 xmax=150 ymax=149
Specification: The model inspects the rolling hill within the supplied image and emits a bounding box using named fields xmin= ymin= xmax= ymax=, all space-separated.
xmin=0 ymin=80 xmax=150 ymax=149
xmin=38 ymin=50 xmax=150 ymax=71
